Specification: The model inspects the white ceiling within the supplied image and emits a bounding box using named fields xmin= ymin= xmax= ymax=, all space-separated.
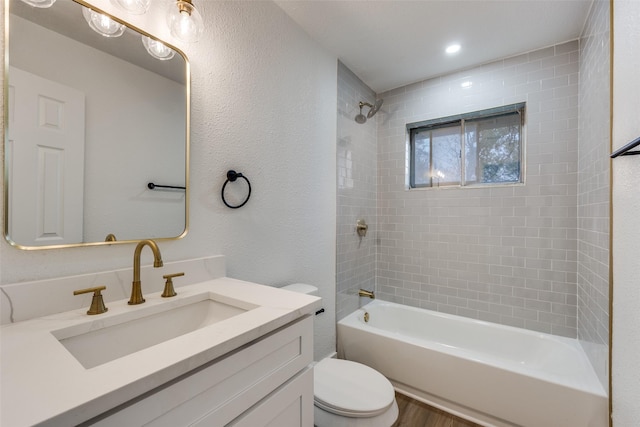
xmin=275 ymin=0 xmax=594 ymax=93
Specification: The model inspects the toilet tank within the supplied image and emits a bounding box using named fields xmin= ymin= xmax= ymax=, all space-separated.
xmin=280 ymin=283 xmax=327 ymax=361
xmin=280 ymin=283 xmax=319 ymax=297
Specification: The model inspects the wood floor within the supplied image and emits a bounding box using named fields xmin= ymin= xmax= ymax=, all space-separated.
xmin=392 ymin=393 xmax=482 ymax=427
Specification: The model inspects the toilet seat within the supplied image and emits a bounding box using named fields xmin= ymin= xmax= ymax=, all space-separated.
xmin=314 ymin=358 xmax=396 ymax=418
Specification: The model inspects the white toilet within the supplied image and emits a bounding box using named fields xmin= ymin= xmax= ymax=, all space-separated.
xmin=280 ymin=284 xmax=399 ymax=427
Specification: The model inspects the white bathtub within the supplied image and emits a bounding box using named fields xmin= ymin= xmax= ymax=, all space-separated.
xmin=337 ymin=300 xmax=608 ymax=427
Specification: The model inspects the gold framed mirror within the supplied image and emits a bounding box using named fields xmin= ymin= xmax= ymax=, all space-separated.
xmin=3 ymin=0 xmax=190 ymax=249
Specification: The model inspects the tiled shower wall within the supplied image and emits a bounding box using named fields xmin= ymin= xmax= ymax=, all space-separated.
xmin=376 ymin=41 xmax=580 ymax=337
xmin=336 ymin=61 xmax=377 ymax=321
xmin=577 ymin=0 xmax=610 ymax=389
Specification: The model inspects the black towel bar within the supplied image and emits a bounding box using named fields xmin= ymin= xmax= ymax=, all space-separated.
xmin=147 ymin=182 xmax=186 ymax=190
xmin=611 ymin=136 xmax=640 ymax=158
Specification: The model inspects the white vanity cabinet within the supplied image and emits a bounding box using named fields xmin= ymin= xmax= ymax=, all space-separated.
xmin=87 ymin=316 xmax=314 ymax=427
xmin=1 ymin=276 xmax=322 ymax=427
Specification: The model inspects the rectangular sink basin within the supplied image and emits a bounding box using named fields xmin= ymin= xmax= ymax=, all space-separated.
xmin=52 ymin=296 xmax=250 ymax=369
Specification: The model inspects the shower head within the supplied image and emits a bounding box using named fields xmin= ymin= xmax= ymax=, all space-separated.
xmin=366 ymin=98 xmax=384 ymax=119
xmin=355 ymin=103 xmax=368 ymax=124
xmin=355 ymin=99 xmax=384 ymax=123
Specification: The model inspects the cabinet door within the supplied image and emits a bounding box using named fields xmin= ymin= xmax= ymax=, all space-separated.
xmin=88 ymin=316 xmax=313 ymax=427
xmin=225 ymin=368 xmax=313 ymax=427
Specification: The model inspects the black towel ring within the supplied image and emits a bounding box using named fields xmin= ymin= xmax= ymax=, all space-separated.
xmin=221 ymin=170 xmax=251 ymax=209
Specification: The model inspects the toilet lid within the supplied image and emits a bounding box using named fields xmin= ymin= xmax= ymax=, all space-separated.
xmin=314 ymin=358 xmax=395 ymax=418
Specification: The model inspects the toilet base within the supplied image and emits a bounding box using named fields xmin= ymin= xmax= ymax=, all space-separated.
xmin=313 ymin=400 xmax=399 ymax=427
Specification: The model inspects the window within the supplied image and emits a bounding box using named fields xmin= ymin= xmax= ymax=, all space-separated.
xmin=409 ymin=103 xmax=524 ymax=188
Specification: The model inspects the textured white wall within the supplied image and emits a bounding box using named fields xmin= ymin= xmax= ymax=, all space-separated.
xmin=0 ymin=1 xmax=337 ymax=360
xmin=612 ymin=0 xmax=640 ymax=424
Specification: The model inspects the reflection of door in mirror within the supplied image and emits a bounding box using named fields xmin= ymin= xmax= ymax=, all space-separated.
xmin=8 ymin=67 xmax=85 ymax=246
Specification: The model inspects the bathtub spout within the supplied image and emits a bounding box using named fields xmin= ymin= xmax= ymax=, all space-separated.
xmin=358 ymin=289 xmax=375 ymax=299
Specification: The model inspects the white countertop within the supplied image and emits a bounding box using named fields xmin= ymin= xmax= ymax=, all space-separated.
xmin=0 ymin=277 xmax=321 ymax=427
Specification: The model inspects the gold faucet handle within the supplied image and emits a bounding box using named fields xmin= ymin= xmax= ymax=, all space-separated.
xmin=162 ymin=272 xmax=184 ymax=298
xmin=73 ymin=286 xmax=108 ymax=315
xmin=356 ymin=219 xmax=368 ymax=237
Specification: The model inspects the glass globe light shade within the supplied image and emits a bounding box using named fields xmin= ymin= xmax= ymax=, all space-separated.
xmin=166 ymin=0 xmax=203 ymax=43
xmin=142 ymin=36 xmax=176 ymax=61
xmin=111 ymin=0 xmax=150 ymax=15
xmin=19 ymin=0 xmax=56 ymax=7
xmin=82 ymin=7 xmax=126 ymax=38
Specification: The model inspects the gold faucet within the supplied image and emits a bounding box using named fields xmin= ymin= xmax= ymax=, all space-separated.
xmin=128 ymin=239 xmax=163 ymax=305
xmin=358 ymin=289 xmax=375 ymax=299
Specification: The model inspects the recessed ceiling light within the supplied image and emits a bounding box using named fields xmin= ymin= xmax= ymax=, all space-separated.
xmin=461 ymin=81 xmax=473 ymax=89
xmin=446 ymin=44 xmax=461 ymax=54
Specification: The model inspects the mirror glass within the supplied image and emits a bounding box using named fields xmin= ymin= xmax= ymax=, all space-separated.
xmin=4 ymin=0 xmax=189 ymax=249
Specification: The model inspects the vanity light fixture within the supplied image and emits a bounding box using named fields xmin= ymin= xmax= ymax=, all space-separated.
xmin=111 ymin=0 xmax=150 ymax=15
xmin=142 ymin=36 xmax=176 ymax=60
xmin=18 ymin=0 xmax=56 ymax=7
xmin=83 ymin=7 xmax=126 ymax=37
xmin=166 ymin=0 xmax=204 ymax=43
